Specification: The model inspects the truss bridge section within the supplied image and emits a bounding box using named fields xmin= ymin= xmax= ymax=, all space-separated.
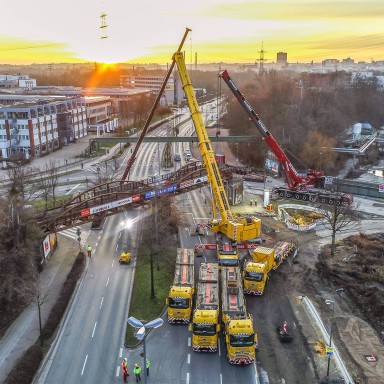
xmin=37 ymin=162 xmax=208 ymax=234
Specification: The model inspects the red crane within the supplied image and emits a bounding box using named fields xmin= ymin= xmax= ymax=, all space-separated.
xmin=219 ymin=69 xmax=352 ymax=205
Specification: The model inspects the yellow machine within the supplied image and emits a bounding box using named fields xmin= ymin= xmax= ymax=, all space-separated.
xmin=173 ymin=46 xmax=261 ymax=255
xmin=166 ymin=248 xmax=195 ymax=324
xmin=243 ymin=241 xmax=297 ymax=295
xmin=220 ymin=266 xmax=257 ymax=365
xmin=119 ymin=251 xmax=132 ymax=264
xmin=190 ymin=263 xmax=220 ymax=352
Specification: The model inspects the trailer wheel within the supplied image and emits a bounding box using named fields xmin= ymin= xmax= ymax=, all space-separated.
xmin=279 ymin=191 xmax=285 ymax=197
xmin=336 ymin=200 xmax=341 ymax=205
xmin=286 ymin=192 xmax=292 ymax=198
xmin=295 ymin=194 xmax=300 ymax=200
xmin=328 ymin=199 xmax=334 ymax=205
xmin=302 ymin=195 xmax=308 ymax=201
xmin=309 ymin=196 xmax=316 ymax=202
xmin=321 ymin=198 xmax=326 ymax=204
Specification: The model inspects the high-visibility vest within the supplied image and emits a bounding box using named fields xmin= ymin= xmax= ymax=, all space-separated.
xmin=87 ymin=246 xmax=92 ymax=251
xmin=134 ymin=366 xmax=141 ymax=374
xmin=146 ymin=359 xmax=150 ymax=368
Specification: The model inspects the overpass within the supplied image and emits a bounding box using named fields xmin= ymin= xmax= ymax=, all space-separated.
xmin=36 ymin=162 xmax=209 ymax=234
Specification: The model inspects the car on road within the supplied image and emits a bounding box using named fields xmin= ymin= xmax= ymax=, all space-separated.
xmin=174 ymin=154 xmax=181 ymax=161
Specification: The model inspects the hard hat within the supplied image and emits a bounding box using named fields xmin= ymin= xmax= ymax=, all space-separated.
xmin=124 ymin=358 xmax=127 ymax=362
xmin=135 ymin=363 xmax=138 ymax=366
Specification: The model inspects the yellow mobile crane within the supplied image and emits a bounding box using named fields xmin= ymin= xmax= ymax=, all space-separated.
xmin=173 ymin=30 xmax=261 ymax=257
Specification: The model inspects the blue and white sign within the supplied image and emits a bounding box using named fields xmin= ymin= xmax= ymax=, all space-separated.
xmin=145 ymin=184 xmax=177 ymax=199
xmin=379 ymin=185 xmax=384 ymax=193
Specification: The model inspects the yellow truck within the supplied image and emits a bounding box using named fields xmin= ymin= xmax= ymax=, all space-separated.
xmin=119 ymin=251 xmax=132 ymax=264
xmin=190 ymin=263 xmax=220 ymax=352
xmin=216 ymin=234 xmax=239 ymax=267
xmin=166 ymin=248 xmax=195 ymax=324
xmin=243 ymin=241 xmax=297 ymax=295
xmin=220 ymin=266 xmax=257 ymax=365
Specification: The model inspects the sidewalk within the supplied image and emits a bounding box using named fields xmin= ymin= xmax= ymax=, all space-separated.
xmin=0 ymin=235 xmax=81 ymax=383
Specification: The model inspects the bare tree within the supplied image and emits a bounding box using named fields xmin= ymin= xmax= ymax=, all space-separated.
xmin=46 ymin=159 xmax=59 ymax=205
xmin=26 ymin=275 xmax=49 ymax=346
xmin=320 ymin=200 xmax=360 ymax=255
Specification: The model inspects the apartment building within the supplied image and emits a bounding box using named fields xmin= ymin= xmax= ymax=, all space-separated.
xmin=0 ymin=96 xmax=86 ymax=159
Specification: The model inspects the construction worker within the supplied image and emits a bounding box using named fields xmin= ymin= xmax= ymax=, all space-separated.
xmin=133 ymin=363 xmax=142 ymax=382
xmin=250 ymin=198 xmax=253 ymax=206
xmin=146 ymin=359 xmax=150 ymax=376
xmin=87 ymin=245 xmax=92 ymax=258
xmin=121 ymin=358 xmax=129 ymax=383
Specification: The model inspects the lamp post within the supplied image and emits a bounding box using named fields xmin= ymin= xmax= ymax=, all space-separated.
xmin=127 ymin=316 xmax=164 ymax=384
xmin=325 ymin=299 xmax=335 ymax=378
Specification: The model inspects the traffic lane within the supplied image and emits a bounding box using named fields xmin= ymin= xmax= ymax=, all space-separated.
xmin=43 ymin=212 xmax=132 ymax=383
xmin=247 ymin=287 xmax=319 ymax=383
xmin=85 ymin=212 xmax=139 ymax=383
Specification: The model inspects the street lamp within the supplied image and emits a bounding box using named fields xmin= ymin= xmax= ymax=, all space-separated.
xmin=325 ymin=299 xmax=335 ymax=378
xmin=127 ymin=316 xmax=164 ymax=384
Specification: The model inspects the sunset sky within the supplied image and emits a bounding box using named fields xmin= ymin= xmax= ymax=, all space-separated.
xmin=1 ymin=0 xmax=383 ymax=65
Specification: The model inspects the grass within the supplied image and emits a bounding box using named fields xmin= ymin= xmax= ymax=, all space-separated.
xmin=125 ymin=243 xmax=177 ymax=346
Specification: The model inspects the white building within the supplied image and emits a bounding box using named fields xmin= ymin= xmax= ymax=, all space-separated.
xmin=0 ymin=74 xmax=36 ymax=89
xmin=120 ymin=72 xmax=184 ymax=105
xmin=0 ymin=96 xmax=86 ymax=159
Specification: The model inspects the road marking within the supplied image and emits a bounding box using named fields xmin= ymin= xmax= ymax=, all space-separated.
xmin=116 ymin=365 xmax=120 ymax=377
xmin=98 ymin=236 xmax=101 ymax=240
xmin=254 ymin=361 xmax=261 ymax=384
xmin=92 ymin=322 xmax=97 ymax=338
xmin=81 ymin=354 xmax=88 ymax=375
xmin=112 ymin=260 xmax=114 ymax=267
xmin=187 ymin=354 xmax=190 ymax=364
xmin=106 ymin=276 xmax=110 ymax=287
xmin=218 ymin=339 xmax=221 ymax=356
xmin=188 ymin=337 xmax=191 ymax=347
xmin=95 ymin=242 xmax=98 ymax=247
xmin=115 ymin=244 xmax=118 ymax=251
xmin=65 ymin=184 xmax=80 ymax=196
xmin=100 ymin=297 xmax=104 ymax=309
xmin=119 ymin=347 xmax=123 ymax=357
xmin=220 ymin=373 xmax=223 ymax=384
xmin=186 ymin=372 xmax=190 ymax=384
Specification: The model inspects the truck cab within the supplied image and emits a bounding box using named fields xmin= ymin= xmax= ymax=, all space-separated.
xmin=243 ymin=261 xmax=267 ymax=295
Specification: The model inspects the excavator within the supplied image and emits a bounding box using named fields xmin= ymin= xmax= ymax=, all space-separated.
xmin=219 ymin=70 xmax=352 ymax=206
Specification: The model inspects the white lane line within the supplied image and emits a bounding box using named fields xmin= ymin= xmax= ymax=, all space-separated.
xmin=112 ymin=260 xmax=115 ymax=267
xmin=65 ymin=184 xmax=80 ymax=195
xmin=119 ymin=348 xmax=123 ymax=358
xmin=106 ymin=276 xmax=110 ymax=287
xmin=116 ymin=366 xmax=120 ymax=377
xmin=81 ymin=354 xmax=88 ymax=375
xmin=98 ymin=235 xmax=101 ymax=240
xmin=95 ymin=242 xmax=98 ymax=247
xmin=100 ymin=297 xmax=104 ymax=309
xmin=220 ymin=373 xmax=223 ymax=384
xmin=254 ymin=360 xmax=260 ymax=384
xmin=92 ymin=322 xmax=97 ymax=338
xmin=188 ymin=337 xmax=191 ymax=347
xmin=218 ymin=339 xmax=221 ymax=356
xmin=115 ymin=244 xmax=118 ymax=251
xmin=186 ymin=372 xmax=190 ymax=384
xmin=187 ymin=354 xmax=190 ymax=364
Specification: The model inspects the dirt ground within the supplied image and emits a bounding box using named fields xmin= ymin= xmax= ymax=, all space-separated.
xmin=205 ymin=127 xmax=384 ymax=383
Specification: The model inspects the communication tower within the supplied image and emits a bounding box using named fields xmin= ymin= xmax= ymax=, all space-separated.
xmin=257 ymin=42 xmax=267 ymax=75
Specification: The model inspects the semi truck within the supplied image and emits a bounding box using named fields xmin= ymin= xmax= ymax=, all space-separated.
xmin=166 ymin=248 xmax=195 ymax=324
xmin=221 ymin=266 xmax=258 ymax=365
xmin=190 ymin=263 xmax=220 ymax=352
xmin=243 ymin=241 xmax=297 ymax=295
